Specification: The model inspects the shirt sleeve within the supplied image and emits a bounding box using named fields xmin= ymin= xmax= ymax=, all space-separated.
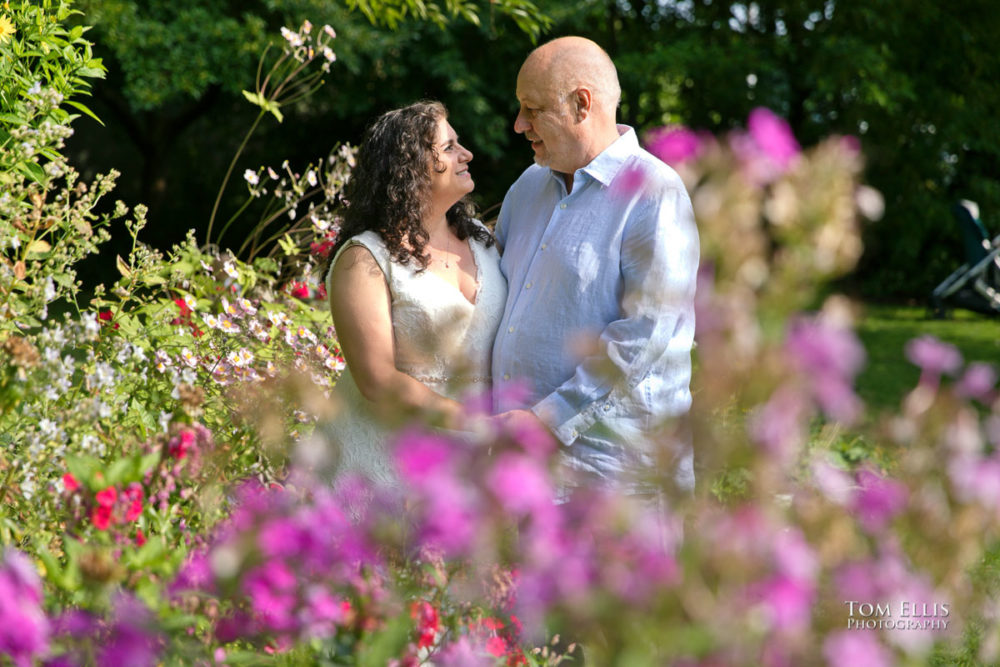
xmin=530 ymin=184 xmax=699 ymax=445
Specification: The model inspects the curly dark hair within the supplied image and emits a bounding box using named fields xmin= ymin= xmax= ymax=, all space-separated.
xmin=332 ymin=100 xmax=493 ymax=271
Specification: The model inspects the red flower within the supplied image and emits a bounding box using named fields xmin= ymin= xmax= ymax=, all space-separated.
xmin=98 ymin=309 xmax=120 ymax=330
xmin=485 ymin=636 xmax=507 ymax=657
xmin=125 ymin=498 xmax=143 ymax=522
xmin=135 ymin=529 xmax=146 ymax=546
xmin=289 ymin=282 xmax=311 ymax=299
xmin=174 ymin=297 xmax=192 ymax=316
xmin=91 ymin=504 xmax=113 ymax=530
xmin=95 ymin=486 xmax=117 ymax=507
xmin=410 ymin=601 xmax=440 ymax=649
xmin=62 ymin=473 xmax=79 ymax=492
xmin=168 ymin=429 xmax=196 ymax=459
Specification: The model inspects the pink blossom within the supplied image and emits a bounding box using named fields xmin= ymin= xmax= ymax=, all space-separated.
xmin=851 ymin=468 xmax=908 ymax=532
xmin=749 ymin=387 xmax=809 ymax=461
xmin=395 ymin=431 xmax=456 ymax=481
xmin=62 ymin=473 xmax=79 ymax=492
xmin=609 ymin=163 xmax=649 ymax=199
xmin=956 ymin=362 xmax=997 ymax=401
xmin=486 ymin=453 xmax=554 ymax=518
xmin=244 ymin=561 xmax=299 ymax=632
xmin=747 ymin=107 xmax=800 ymax=168
xmin=0 ymin=549 xmax=50 ymax=665
xmin=823 ymin=631 xmax=892 ymax=667
xmin=785 ymin=317 xmax=865 ymax=422
xmin=905 ymin=335 xmax=962 ymax=377
xmin=750 ymin=574 xmax=814 ymax=632
xmin=646 ymin=126 xmax=702 ymax=166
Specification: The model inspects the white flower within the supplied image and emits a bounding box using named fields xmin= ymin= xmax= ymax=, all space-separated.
xmin=221 ymin=297 xmax=240 ymax=317
xmin=268 ymin=167 xmax=279 ymax=180
xmin=306 ymin=170 xmax=318 ymax=187
xmin=183 ymin=294 xmax=197 ymax=311
xmin=296 ymin=326 xmax=317 ymax=343
xmin=223 ymin=260 xmax=240 ymax=280
xmin=266 ymin=310 xmax=290 ymax=328
xmin=238 ymin=297 xmax=257 ymax=315
xmin=203 ymin=313 xmax=219 ymax=329
xmin=159 ymin=411 xmax=173 ymax=432
xmin=323 ymin=25 xmax=336 ymax=39
xmin=322 ymin=47 xmax=336 ymax=63
xmin=244 ymin=169 xmax=260 ymax=186
xmin=280 ymin=26 xmax=303 ymax=47
xmin=218 ymin=318 xmax=239 ymax=334
xmin=301 ymin=20 xmax=313 ymax=33
xmin=180 ymin=347 xmax=198 ymax=368
xmin=43 ymin=277 xmax=56 ymax=301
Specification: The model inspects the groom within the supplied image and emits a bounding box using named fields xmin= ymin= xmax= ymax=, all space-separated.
xmin=491 ymin=36 xmax=699 ymax=495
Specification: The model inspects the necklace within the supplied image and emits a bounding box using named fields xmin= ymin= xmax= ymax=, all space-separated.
xmin=441 ymin=234 xmax=453 ymax=268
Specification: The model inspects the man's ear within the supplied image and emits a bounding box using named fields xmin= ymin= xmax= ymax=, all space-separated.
xmin=573 ymin=87 xmax=593 ymax=121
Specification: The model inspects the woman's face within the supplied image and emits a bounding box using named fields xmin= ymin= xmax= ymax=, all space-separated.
xmin=427 ymin=117 xmax=474 ymax=209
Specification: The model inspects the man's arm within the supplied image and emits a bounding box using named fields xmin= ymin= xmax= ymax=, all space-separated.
xmin=529 ymin=185 xmax=699 ymax=445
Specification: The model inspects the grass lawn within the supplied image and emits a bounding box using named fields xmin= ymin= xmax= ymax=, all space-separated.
xmin=855 ymin=303 xmax=1000 ymax=412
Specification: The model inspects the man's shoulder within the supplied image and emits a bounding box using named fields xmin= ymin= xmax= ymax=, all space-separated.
xmin=628 ymin=146 xmax=686 ymax=193
xmin=508 ymin=163 xmax=550 ymax=193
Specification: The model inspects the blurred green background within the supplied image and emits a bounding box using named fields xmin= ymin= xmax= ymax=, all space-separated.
xmin=65 ymin=0 xmax=1000 ymax=302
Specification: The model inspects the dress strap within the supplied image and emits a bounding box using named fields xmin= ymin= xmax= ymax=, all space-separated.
xmin=326 ymin=231 xmax=392 ymax=296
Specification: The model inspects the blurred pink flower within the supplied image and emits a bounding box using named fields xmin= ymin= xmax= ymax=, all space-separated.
xmin=647 ymin=126 xmax=702 ymax=166
xmin=750 ymin=574 xmax=814 ymax=632
xmin=0 ymin=549 xmax=50 ymax=665
xmin=747 ymin=107 xmax=800 ymax=168
xmin=609 ymin=163 xmax=649 ymax=199
xmin=785 ymin=317 xmax=866 ymax=423
xmin=904 ymin=335 xmax=962 ymax=377
xmin=749 ymin=387 xmax=809 ymax=461
xmin=395 ymin=431 xmax=456 ymax=481
xmin=956 ymin=362 xmax=997 ymax=401
xmin=486 ymin=453 xmax=554 ymax=518
xmin=823 ymin=630 xmax=892 ymax=667
xmin=851 ymin=468 xmax=908 ymax=533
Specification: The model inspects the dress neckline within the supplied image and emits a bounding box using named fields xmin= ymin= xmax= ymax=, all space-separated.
xmin=423 ymin=237 xmax=481 ymax=307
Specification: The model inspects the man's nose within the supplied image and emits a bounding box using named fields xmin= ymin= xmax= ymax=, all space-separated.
xmin=514 ymin=111 xmax=530 ymax=134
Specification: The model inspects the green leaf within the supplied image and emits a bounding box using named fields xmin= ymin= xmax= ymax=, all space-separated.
xmin=63 ymin=99 xmax=104 ymax=125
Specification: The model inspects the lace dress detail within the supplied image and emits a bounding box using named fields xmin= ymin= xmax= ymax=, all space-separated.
xmin=320 ymin=224 xmax=507 ymax=488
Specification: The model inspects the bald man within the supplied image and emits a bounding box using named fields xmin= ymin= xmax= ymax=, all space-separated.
xmin=491 ymin=37 xmax=699 ymax=496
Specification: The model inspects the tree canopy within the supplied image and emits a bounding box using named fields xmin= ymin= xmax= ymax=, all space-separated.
xmin=66 ymin=0 xmax=1000 ymax=300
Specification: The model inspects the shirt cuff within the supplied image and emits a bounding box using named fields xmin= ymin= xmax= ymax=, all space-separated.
xmin=532 ymin=392 xmax=600 ymax=446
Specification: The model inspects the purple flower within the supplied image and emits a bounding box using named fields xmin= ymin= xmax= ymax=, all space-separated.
xmin=956 ymin=362 xmax=997 ymax=401
xmin=646 ymin=126 xmax=702 ymax=166
xmin=395 ymin=431 xmax=456 ymax=482
xmin=98 ymin=594 xmax=162 ymax=667
xmin=749 ymin=387 xmax=809 ymax=461
xmin=747 ymin=107 xmax=800 ymax=168
xmin=785 ymin=317 xmax=866 ymax=423
xmin=0 ymin=549 xmax=50 ymax=665
xmin=749 ymin=574 xmax=814 ymax=632
xmin=851 ymin=468 xmax=908 ymax=533
xmin=905 ymin=335 xmax=962 ymax=377
xmin=823 ymin=630 xmax=892 ymax=667
xmin=486 ymin=453 xmax=554 ymax=518
xmin=244 ymin=561 xmax=299 ymax=632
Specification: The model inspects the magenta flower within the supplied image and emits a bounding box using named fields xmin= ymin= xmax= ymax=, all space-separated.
xmin=747 ymin=107 xmax=800 ymax=168
xmin=749 ymin=387 xmax=809 ymax=461
xmin=851 ymin=468 xmax=908 ymax=532
xmin=486 ymin=452 xmax=554 ymax=518
xmin=785 ymin=317 xmax=866 ymax=423
xmin=904 ymin=335 xmax=962 ymax=377
xmin=0 ymin=549 xmax=50 ymax=666
xmin=395 ymin=431 xmax=457 ymax=481
xmin=749 ymin=574 xmax=815 ymax=632
xmin=646 ymin=126 xmax=702 ymax=166
xmin=98 ymin=594 xmax=163 ymax=667
xmin=823 ymin=630 xmax=892 ymax=667
xmin=956 ymin=362 xmax=997 ymax=401
xmin=244 ymin=560 xmax=299 ymax=632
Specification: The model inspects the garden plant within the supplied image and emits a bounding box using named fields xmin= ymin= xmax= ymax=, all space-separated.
xmin=2 ymin=2 xmax=1000 ymax=666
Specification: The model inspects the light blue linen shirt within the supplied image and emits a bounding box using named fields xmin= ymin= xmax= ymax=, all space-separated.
xmin=492 ymin=126 xmax=699 ymax=491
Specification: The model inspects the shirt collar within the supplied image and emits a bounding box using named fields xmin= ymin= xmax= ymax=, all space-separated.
xmin=578 ymin=125 xmax=638 ymax=188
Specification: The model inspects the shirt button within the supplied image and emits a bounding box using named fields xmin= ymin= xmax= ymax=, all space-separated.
xmin=508 ymin=326 xmax=515 ymax=333
xmin=603 ymin=403 xmax=612 ymax=411
xmin=559 ymin=203 xmax=567 ymax=209
xmin=525 ymin=282 xmax=532 ymax=289
xmin=503 ymin=373 xmax=510 ymax=381
xmin=540 ymin=243 xmax=547 ymax=250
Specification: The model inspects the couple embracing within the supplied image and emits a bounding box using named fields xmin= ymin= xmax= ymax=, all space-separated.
xmin=323 ymin=36 xmax=699 ymax=498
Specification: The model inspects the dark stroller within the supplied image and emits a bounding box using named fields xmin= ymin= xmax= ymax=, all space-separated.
xmin=930 ymin=200 xmax=1000 ymax=317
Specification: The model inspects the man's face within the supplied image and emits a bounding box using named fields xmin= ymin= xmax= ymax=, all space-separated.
xmin=514 ymin=65 xmax=584 ymax=173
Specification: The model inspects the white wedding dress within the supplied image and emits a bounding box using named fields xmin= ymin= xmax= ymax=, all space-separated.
xmin=321 ymin=224 xmax=507 ymax=488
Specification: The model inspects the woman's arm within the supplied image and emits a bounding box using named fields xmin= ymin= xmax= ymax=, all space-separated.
xmin=328 ymin=244 xmax=463 ymax=424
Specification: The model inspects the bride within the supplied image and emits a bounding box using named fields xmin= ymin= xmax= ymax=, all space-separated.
xmin=322 ymin=101 xmax=507 ymax=487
